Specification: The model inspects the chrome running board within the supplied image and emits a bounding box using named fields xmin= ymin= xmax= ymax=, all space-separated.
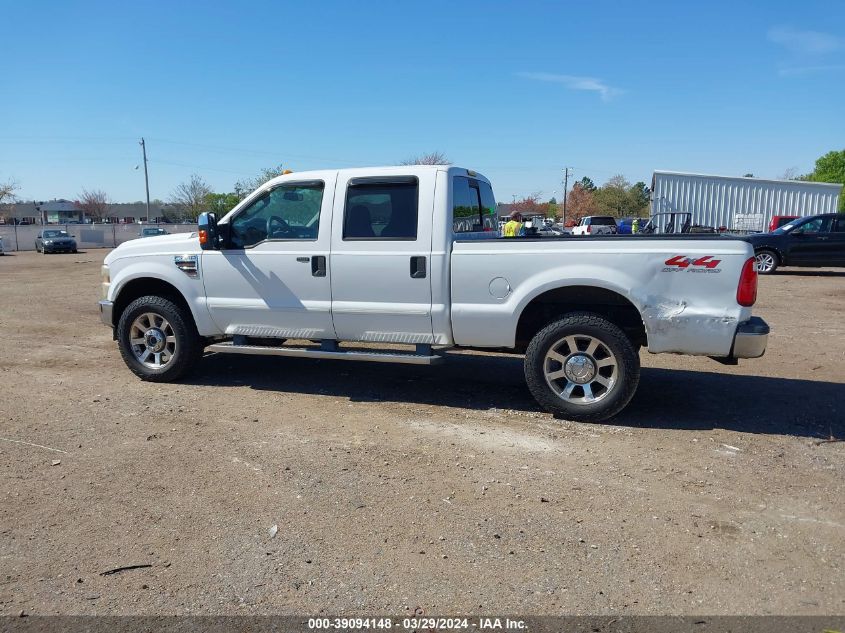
xmin=206 ymin=342 xmax=444 ymax=365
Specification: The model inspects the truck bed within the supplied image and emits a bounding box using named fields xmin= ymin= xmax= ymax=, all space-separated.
xmin=449 ymin=235 xmax=755 ymax=356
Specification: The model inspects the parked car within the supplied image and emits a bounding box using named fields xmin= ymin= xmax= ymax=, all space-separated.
xmin=743 ymin=213 xmax=845 ymax=274
xmin=768 ymin=215 xmax=799 ymax=232
xmin=571 ymin=216 xmax=618 ymax=235
xmin=616 ymin=217 xmax=649 ymax=235
xmin=99 ymin=165 xmax=768 ymax=422
xmin=0 ymin=235 xmax=5 ymax=254
xmin=139 ymin=227 xmax=169 ymax=238
xmin=35 ymin=229 xmax=77 ymax=254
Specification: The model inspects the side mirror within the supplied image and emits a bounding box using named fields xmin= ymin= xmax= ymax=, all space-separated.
xmin=198 ymin=212 xmax=219 ymax=250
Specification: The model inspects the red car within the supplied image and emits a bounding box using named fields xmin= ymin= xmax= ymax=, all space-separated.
xmin=768 ymin=215 xmax=798 ymax=232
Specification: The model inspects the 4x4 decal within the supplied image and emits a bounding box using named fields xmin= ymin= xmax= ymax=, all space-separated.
xmin=663 ymin=255 xmax=722 ymax=273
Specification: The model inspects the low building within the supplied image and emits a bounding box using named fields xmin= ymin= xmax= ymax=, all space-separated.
xmin=651 ymin=171 xmax=843 ymax=232
xmin=0 ymin=200 xmax=181 ymax=224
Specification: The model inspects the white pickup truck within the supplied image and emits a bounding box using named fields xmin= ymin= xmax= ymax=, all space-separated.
xmin=99 ymin=166 xmax=768 ymax=421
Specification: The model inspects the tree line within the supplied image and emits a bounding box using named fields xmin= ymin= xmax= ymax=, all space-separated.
xmin=2 ymin=148 xmax=843 ymax=224
xmin=508 ymin=175 xmax=651 ymax=225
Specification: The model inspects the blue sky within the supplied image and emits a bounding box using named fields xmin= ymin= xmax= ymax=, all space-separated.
xmin=1 ymin=0 xmax=843 ymax=204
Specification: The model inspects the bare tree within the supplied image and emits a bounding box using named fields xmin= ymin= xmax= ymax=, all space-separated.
xmin=0 ymin=178 xmax=19 ymax=205
xmin=234 ymin=163 xmax=287 ymax=195
xmin=400 ymin=151 xmax=451 ymax=165
xmin=77 ymin=188 xmax=111 ymax=223
xmin=779 ymin=167 xmax=800 ymax=180
xmin=510 ymin=192 xmax=544 ymax=216
xmin=170 ymin=174 xmax=212 ymax=221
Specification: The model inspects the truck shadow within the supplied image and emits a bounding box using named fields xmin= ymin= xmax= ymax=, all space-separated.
xmin=772 ymin=269 xmax=845 ymax=277
xmin=192 ymin=352 xmax=842 ymax=440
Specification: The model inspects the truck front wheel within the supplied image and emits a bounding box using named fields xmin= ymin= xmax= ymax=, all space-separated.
xmin=116 ymin=295 xmax=203 ymax=382
xmin=524 ymin=313 xmax=640 ymax=422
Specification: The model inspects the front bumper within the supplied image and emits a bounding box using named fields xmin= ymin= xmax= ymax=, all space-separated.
xmin=731 ymin=316 xmax=769 ymax=359
xmin=99 ymin=300 xmax=114 ymax=327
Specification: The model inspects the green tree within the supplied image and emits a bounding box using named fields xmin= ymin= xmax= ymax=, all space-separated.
xmin=628 ymin=181 xmax=651 ymax=214
xmin=205 ymin=192 xmax=241 ymax=216
xmin=576 ymin=177 xmax=597 ymax=192
xmin=594 ymin=175 xmax=631 ymax=218
xmin=592 ymin=175 xmax=650 ymax=218
xmin=806 ymin=149 xmax=845 ymax=211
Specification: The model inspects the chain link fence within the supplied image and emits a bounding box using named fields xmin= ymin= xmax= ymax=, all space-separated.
xmin=0 ymin=223 xmax=198 ymax=253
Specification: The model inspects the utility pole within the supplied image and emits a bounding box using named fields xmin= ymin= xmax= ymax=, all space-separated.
xmin=139 ymin=138 xmax=151 ymax=223
xmin=561 ymin=167 xmax=573 ymax=225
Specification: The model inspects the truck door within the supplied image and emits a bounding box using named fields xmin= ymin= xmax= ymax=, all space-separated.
xmin=787 ymin=216 xmax=833 ymax=265
xmin=329 ymin=172 xmax=435 ymax=343
xmin=827 ymin=215 xmax=845 ymax=265
xmin=201 ymin=175 xmax=337 ymax=339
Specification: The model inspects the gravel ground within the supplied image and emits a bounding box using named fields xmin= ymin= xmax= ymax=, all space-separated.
xmin=0 ymin=250 xmax=843 ymax=615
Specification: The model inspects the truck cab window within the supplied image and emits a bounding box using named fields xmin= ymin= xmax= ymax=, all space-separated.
xmin=452 ymin=177 xmax=498 ymax=234
xmin=229 ymin=183 xmax=324 ymax=248
xmin=453 ymin=177 xmax=481 ymax=233
xmin=344 ymin=180 xmax=418 ymax=240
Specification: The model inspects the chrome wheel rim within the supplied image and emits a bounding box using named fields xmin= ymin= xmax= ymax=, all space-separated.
xmin=543 ymin=334 xmax=618 ymax=405
xmin=130 ymin=312 xmax=177 ymax=369
xmin=755 ymin=252 xmax=775 ymax=273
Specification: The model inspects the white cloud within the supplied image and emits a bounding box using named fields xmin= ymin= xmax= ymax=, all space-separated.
xmin=517 ymin=72 xmax=623 ymax=102
xmin=767 ymin=26 xmax=842 ymax=55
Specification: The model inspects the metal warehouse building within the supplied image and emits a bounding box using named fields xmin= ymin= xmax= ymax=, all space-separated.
xmin=651 ymin=171 xmax=843 ymax=232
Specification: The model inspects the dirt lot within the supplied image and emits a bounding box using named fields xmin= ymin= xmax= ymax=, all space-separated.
xmin=1 ymin=250 xmax=843 ymax=616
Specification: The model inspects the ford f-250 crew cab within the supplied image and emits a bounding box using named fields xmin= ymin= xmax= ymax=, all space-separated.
xmin=99 ymin=165 xmax=768 ymax=421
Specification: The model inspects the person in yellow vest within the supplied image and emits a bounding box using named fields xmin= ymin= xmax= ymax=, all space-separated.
xmin=503 ymin=211 xmax=524 ymax=237
xmin=632 ymin=217 xmax=641 ymax=234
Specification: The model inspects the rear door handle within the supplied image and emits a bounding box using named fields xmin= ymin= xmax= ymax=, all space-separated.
xmin=410 ymin=256 xmax=427 ymax=279
xmin=311 ymin=255 xmax=327 ymax=277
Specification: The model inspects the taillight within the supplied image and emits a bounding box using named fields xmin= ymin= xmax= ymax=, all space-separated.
xmin=586 ymin=225 xmax=592 ymax=234
xmin=737 ymin=257 xmax=757 ymax=306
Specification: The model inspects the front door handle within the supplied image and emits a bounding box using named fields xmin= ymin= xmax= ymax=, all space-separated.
xmin=410 ymin=256 xmax=427 ymax=279
xmin=311 ymin=255 xmax=327 ymax=277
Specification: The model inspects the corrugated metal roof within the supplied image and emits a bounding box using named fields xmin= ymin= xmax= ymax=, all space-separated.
xmin=653 ymin=170 xmax=844 ymax=190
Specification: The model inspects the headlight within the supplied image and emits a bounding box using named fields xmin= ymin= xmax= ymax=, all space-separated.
xmin=101 ymin=265 xmax=110 ymax=299
xmin=44 ymin=239 xmax=53 ymax=244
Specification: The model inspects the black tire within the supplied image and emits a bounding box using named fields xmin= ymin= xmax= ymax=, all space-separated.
xmin=754 ymin=249 xmax=779 ymax=274
xmin=524 ymin=312 xmax=640 ymax=422
xmin=116 ymin=295 xmax=203 ymax=382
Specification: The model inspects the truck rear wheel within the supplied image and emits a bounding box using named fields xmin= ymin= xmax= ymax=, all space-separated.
xmin=524 ymin=313 xmax=640 ymax=422
xmin=116 ymin=295 xmax=203 ymax=382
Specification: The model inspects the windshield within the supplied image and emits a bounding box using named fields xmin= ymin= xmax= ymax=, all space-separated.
xmin=772 ymin=217 xmax=830 ymax=235
xmin=43 ymin=230 xmax=69 ymax=238
xmin=772 ymin=222 xmax=796 ymax=235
